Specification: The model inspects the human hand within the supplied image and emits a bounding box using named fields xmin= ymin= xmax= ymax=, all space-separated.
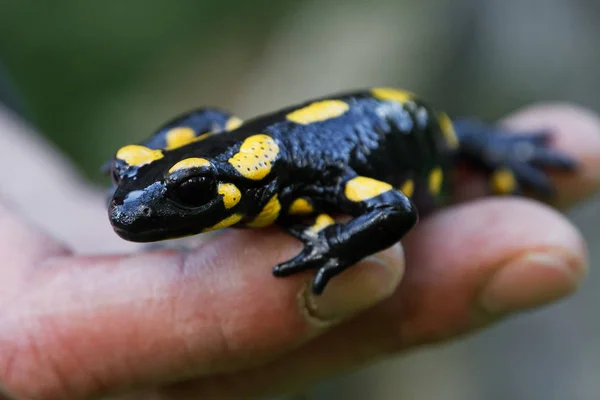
xmin=0 ymin=103 xmax=597 ymax=399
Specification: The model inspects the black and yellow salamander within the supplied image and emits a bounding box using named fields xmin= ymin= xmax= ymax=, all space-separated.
xmin=106 ymin=88 xmax=576 ymax=294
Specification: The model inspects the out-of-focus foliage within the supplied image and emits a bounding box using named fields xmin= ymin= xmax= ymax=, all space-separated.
xmin=0 ymin=0 xmax=295 ymax=179
xmin=1 ymin=1 xmax=598 ymax=399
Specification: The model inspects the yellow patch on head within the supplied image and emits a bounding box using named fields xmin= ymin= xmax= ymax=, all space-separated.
xmin=286 ymin=100 xmax=350 ymax=125
xmin=491 ymin=168 xmax=517 ymax=194
xmin=116 ymin=145 xmax=164 ymax=167
xmin=344 ymin=176 xmax=393 ymax=202
xmin=228 ymin=134 xmax=279 ymax=180
xmin=428 ymin=167 xmax=444 ymax=195
xmin=165 ymin=127 xmax=197 ymax=150
xmin=437 ymin=113 xmax=459 ymax=149
xmin=225 ymin=117 xmax=243 ymax=131
xmin=246 ymin=195 xmax=281 ymax=228
xmin=400 ymin=179 xmax=414 ymax=198
xmin=371 ymin=87 xmax=415 ymax=104
xmin=309 ymin=214 xmax=335 ymax=234
xmin=203 ymin=214 xmax=243 ymax=232
xmin=168 ymin=157 xmax=211 ymax=173
xmin=288 ymin=198 xmax=313 ymax=215
xmin=218 ymin=183 xmax=241 ymax=209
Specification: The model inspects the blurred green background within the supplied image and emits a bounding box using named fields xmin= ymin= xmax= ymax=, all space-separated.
xmin=1 ymin=0 xmax=599 ymax=399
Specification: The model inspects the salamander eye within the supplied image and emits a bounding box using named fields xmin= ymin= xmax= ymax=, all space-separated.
xmin=168 ymin=176 xmax=216 ymax=208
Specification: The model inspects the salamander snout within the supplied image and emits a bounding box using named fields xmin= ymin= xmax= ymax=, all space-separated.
xmin=108 ymin=182 xmax=168 ymax=242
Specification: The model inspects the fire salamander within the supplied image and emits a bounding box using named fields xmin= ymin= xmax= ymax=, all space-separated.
xmin=106 ymin=88 xmax=576 ymax=294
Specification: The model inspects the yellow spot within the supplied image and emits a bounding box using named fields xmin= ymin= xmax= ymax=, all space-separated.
xmin=286 ymin=100 xmax=349 ymax=125
xmin=400 ymin=179 xmax=414 ymax=197
xmin=309 ymin=214 xmax=335 ymax=234
xmin=345 ymin=176 xmax=393 ymax=202
xmin=203 ymin=214 xmax=243 ymax=232
xmin=218 ymin=183 xmax=241 ymax=209
xmin=116 ymin=145 xmax=164 ymax=167
xmin=228 ymin=134 xmax=279 ymax=180
xmin=491 ymin=168 xmax=517 ymax=194
xmin=289 ymin=198 xmax=313 ymax=215
xmin=247 ymin=195 xmax=281 ymax=228
xmin=226 ymin=117 xmax=243 ymax=131
xmin=428 ymin=167 xmax=444 ymax=195
xmin=168 ymin=157 xmax=211 ymax=173
xmin=165 ymin=127 xmax=197 ymax=150
xmin=437 ymin=113 xmax=459 ymax=149
xmin=371 ymin=87 xmax=415 ymax=104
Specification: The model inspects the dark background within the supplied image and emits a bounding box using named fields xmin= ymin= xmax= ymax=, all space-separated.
xmin=1 ymin=1 xmax=598 ymax=398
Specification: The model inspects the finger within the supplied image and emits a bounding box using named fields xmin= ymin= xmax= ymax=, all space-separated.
xmin=0 ymin=200 xmax=70 ymax=295
xmin=0 ymin=106 xmax=136 ymax=253
xmin=454 ymin=103 xmax=600 ymax=208
xmin=398 ymin=198 xmax=586 ymax=343
xmin=0 ymin=218 xmax=404 ymax=400
xmin=158 ymin=198 xmax=587 ymax=398
xmin=503 ymin=103 xmax=600 ymax=207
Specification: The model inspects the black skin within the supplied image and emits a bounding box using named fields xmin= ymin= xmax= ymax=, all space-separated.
xmin=102 ymin=107 xmax=236 ymax=200
xmin=106 ymin=89 xmax=576 ymax=294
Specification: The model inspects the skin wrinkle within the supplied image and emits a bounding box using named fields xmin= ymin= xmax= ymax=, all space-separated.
xmin=0 ymin=251 xmax=187 ymax=399
xmin=0 ymin=256 xmax=95 ymax=397
xmin=145 ymin=230 xmax=326 ymax=384
xmin=169 ymin=248 xmax=191 ymax=279
xmin=14 ymin=254 xmax=171 ymax=322
xmin=16 ymin=313 xmax=99 ymax=398
xmin=8 ymin=330 xmax=64 ymax=400
xmin=173 ymin=311 xmax=397 ymax=399
xmin=145 ymin=253 xmax=206 ymax=381
xmin=178 ymin=245 xmax=239 ymax=370
xmin=39 ymin=318 xmax=84 ymax=399
xmin=175 ymin=250 xmax=237 ymax=374
xmin=169 ymin=249 xmax=222 ymax=378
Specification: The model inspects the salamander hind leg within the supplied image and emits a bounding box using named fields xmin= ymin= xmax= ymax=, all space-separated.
xmin=453 ymin=118 xmax=577 ymax=197
xmin=273 ymin=175 xmax=418 ymax=295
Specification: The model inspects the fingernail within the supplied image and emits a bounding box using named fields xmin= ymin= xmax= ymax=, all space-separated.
xmin=479 ymin=250 xmax=586 ymax=315
xmin=300 ymin=244 xmax=405 ymax=324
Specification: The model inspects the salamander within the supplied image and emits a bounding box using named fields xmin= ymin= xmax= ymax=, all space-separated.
xmin=106 ymin=88 xmax=576 ymax=294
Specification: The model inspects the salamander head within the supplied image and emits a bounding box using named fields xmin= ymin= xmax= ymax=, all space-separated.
xmin=107 ymin=146 xmax=249 ymax=242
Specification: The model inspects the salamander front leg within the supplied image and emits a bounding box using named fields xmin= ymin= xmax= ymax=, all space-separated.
xmin=273 ymin=176 xmax=418 ymax=295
